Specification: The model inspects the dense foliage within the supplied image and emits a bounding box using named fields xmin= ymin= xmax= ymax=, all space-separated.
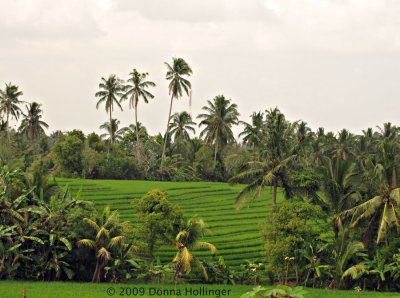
xmin=1 ymin=59 xmax=400 ymax=291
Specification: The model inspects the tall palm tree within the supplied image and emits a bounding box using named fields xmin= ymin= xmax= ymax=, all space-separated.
xmin=161 ymin=58 xmax=192 ymax=167
xmin=229 ymin=156 xmax=296 ymax=209
xmin=121 ymin=69 xmax=155 ymax=162
xmin=332 ymin=129 xmax=354 ymax=161
xmin=172 ymin=217 xmax=217 ymax=281
xmin=320 ymin=157 xmax=360 ymax=216
xmin=239 ymin=111 xmax=264 ymax=149
xmin=95 ymin=75 xmax=125 ymax=148
xmin=230 ymin=108 xmax=294 ymax=208
xmin=376 ymin=122 xmax=398 ymax=141
xmin=18 ymin=102 xmax=49 ymax=142
xmin=77 ymin=207 xmax=128 ymax=283
xmin=169 ymin=111 xmax=196 ymax=157
xmin=99 ymin=119 xmax=127 ymax=145
xmin=0 ymin=83 xmax=23 ymax=126
xmin=198 ymin=95 xmax=239 ymax=169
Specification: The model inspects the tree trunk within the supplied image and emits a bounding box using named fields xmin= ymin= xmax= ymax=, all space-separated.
xmin=272 ymin=177 xmax=277 ymax=207
xmin=161 ymin=95 xmax=174 ymax=168
xmin=92 ymin=258 xmax=106 ymax=283
xmin=6 ymin=112 xmax=9 ymax=140
xmin=391 ymin=167 xmax=397 ymax=189
xmin=91 ymin=259 xmax=101 ymax=282
xmin=213 ymin=141 xmax=218 ymax=170
xmin=108 ymin=104 xmax=112 ymax=156
xmin=135 ymin=98 xmax=141 ymax=166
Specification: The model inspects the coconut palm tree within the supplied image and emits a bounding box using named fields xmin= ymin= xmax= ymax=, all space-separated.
xmin=95 ymin=75 xmax=125 ymax=149
xmin=0 ymin=83 xmax=23 ymax=127
xmin=121 ymin=122 xmax=149 ymax=149
xmin=172 ymin=217 xmax=217 ymax=281
xmin=239 ymin=111 xmax=264 ymax=149
xmin=198 ymin=95 xmax=239 ymax=169
xmin=77 ymin=207 xmax=128 ymax=283
xmin=341 ymin=179 xmax=400 ymax=245
xmin=332 ymin=129 xmax=355 ymax=161
xmin=169 ymin=111 xmax=196 ymax=157
xmin=230 ymin=108 xmax=295 ymax=208
xmin=18 ymin=102 xmax=49 ymax=142
xmin=99 ymin=119 xmax=128 ymax=145
xmin=121 ymin=69 xmax=155 ymax=162
xmin=229 ymin=156 xmax=296 ymax=209
xmin=161 ymin=58 xmax=192 ymax=167
xmin=320 ymin=157 xmax=360 ymax=216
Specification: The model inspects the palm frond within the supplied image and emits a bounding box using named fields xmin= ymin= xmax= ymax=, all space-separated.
xmin=76 ymin=239 xmax=96 ymax=249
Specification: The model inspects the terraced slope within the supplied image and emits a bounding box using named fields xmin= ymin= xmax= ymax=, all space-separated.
xmin=57 ymin=179 xmax=283 ymax=267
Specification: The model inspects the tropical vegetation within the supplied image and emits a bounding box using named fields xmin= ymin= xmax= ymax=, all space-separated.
xmin=1 ymin=58 xmax=400 ymax=296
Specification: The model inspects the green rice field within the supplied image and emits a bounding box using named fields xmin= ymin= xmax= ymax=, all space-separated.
xmin=57 ymin=178 xmax=278 ymax=266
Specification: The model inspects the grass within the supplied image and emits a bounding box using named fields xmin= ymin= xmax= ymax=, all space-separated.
xmin=1 ymin=281 xmax=399 ymax=298
xmin=56 ymin=178 xmax=278 ymax=267
xmin=56 ymin=179 xmax=328 ymax=266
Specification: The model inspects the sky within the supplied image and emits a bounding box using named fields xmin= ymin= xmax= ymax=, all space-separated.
xmin=1 ymin=0 xmax=400 ymax=138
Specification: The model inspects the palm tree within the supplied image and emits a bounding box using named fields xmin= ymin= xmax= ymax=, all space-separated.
xmin=320 ymin=157 xmax=360 ymax=216
xmin=239 ymin=111 xmax=264 ymax=149
xmin=77 ymin=207 xmax=128 ymax=283
xmin=172 ymin=217 xmax=217 ymax=281
xmin=332 ymin=221 xmax=366 ymax=289
xmin=229 ymin=156 xmax=296 ymax=209
xmin=169 ymin=111 xmax=196 ymax=157
xmin=0 ymin=83 xmax=23 ymax=127
xmin=230 ymin=108 xmax=295 ymax=208
xmin=123 ymin=123 xmax=149 ymax=145
xmin=332 ymin=129 xmax=354 ymax=161
xmin=99 ymin=119 xmax=127 ymax=145
xmin=198 ymin=95 xmax=239 ymax=169
xmin=341 ymin=182 xmax=400 ymax=245
xmin=95 ymin=75 xmax=125 ymax=149
xmin=376 ymin=122 xmax=398 ymax=141
xmin=319 ymin=157 xmax=360 ymax=238
xmin=161 ymin=58 xmax=192 ymax=167
xmin=18 ymin=102 xmax=49 ymax=142
xmin=340 ymin=132 xmax=400 ymax=245
xmin=121 ymin=69 xmax=155 ymax=162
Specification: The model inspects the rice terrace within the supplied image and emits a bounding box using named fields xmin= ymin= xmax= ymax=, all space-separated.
xmin=57 ymin=178 xmax=273 ymax=267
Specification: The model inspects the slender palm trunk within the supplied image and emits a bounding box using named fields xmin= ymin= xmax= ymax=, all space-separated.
xmin=108 ymin=105 xmax=112 ymax=155
xmin=5 ymin=112 xmax=10 ymax=140
xmin=391 ymin=167 xmax=397 ymax=189
xmin=272 ymin=177 xmax=277 ymax=207
xmin=135 ymin=99 xmax=141 ymax=165
xmin=92 ymin=258 xmax=107 ymax=283
xmin=213 ymin=141 xmax=218 ymax=170
xmin=161 ymin=95 xmax=174 ymax=168
xmin=92 ymin=259 xmax=101 ymax=282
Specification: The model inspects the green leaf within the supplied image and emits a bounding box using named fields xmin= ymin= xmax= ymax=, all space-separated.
xmin=24 ymin=236 xmax=44 ymax=245
xmin=59 ymin=237 xmax=72 ymax=251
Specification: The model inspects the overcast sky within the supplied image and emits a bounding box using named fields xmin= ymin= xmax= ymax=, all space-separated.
xmin=1 ymin=0 xmax=400 ymax=137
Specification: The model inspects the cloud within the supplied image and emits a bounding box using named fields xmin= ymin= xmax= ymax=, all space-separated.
xmin=255 ymin=0 xmax=400 ymax=53
xmin=1 ymin=0 xmax=400 ymax=135
xmin=114 ymin=0 xmax=277 ymax=23
xmin=0 ymin=0 xmax=104 ymax=42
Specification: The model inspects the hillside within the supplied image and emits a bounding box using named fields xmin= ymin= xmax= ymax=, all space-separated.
xmin=57 ymin=178 xmax=281 ymax=267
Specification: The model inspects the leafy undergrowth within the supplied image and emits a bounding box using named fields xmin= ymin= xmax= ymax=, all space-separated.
xmin=1 ymin=281 xmax=400 ymax=298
